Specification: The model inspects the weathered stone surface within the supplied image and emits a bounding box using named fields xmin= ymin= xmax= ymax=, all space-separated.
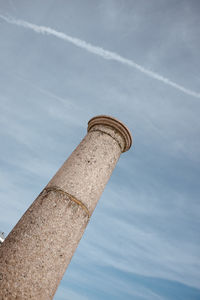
xmin=0 ymin=189 xmax=89 ymax=299
xmin=0 ymin=115 xmax=132 ymax=299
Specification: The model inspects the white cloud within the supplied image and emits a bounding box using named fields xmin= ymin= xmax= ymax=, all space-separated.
xmin=1 ymin=14 xmax=200 ymax=99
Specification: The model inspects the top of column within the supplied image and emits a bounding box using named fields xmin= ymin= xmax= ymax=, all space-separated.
xmin=87 ymin=115 xmax=132 ymax=152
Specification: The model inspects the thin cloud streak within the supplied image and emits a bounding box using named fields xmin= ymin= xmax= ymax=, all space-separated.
xmin=1 ymin=14 xmax=200 ymax=99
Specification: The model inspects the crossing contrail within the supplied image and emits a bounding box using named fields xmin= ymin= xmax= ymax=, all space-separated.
xmin=1 ymin=14 xmax=199 ymax=99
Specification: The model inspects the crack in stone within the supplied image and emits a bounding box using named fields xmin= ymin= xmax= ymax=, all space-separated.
xmin=89 ymin=128 xmax=123 ymax=152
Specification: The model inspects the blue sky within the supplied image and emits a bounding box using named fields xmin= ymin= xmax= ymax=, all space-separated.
xmin=0 ymin=0 xmax=200 ymax=299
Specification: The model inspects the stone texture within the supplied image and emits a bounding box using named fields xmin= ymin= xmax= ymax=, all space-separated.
xmin=0 ymin=189 xmax=89 ymax=299
xmin=0 ymin=115 xmax=132 ymax=300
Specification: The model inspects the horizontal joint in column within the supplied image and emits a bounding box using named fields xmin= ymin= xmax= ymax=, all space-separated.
xmin=44 ymin=186 xmax=91 ymax=218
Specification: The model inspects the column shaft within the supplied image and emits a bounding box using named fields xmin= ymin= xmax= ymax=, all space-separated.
xmin=0 ymin=116 xmax=132 ymax=300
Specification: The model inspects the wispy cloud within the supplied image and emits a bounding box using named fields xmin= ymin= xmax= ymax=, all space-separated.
xmin=0 ymin=14 xmax=200 ymax=99
xmin=74 ymin=182 xmax=200 ymax=290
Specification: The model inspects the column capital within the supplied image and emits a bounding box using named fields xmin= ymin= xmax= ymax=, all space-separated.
xmin=87 ymin=115 xmax=132 ymax=152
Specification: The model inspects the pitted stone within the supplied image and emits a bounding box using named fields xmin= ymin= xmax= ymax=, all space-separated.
xmin=0 ymin=115 xmax=132 ymax=300
xmin=88 ymin=115 xmax=132 ymax=152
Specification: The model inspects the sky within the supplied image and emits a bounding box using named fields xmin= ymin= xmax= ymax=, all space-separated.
xmin=0 ymin=0 xmax=200 ymax=299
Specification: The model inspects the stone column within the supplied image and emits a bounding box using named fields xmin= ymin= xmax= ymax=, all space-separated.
xmin=0 ymin=115 xmax=132 ymax=300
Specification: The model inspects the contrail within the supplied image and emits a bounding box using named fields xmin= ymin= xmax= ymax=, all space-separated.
xmin=1 ymin=14 xmax=199 ymax=99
